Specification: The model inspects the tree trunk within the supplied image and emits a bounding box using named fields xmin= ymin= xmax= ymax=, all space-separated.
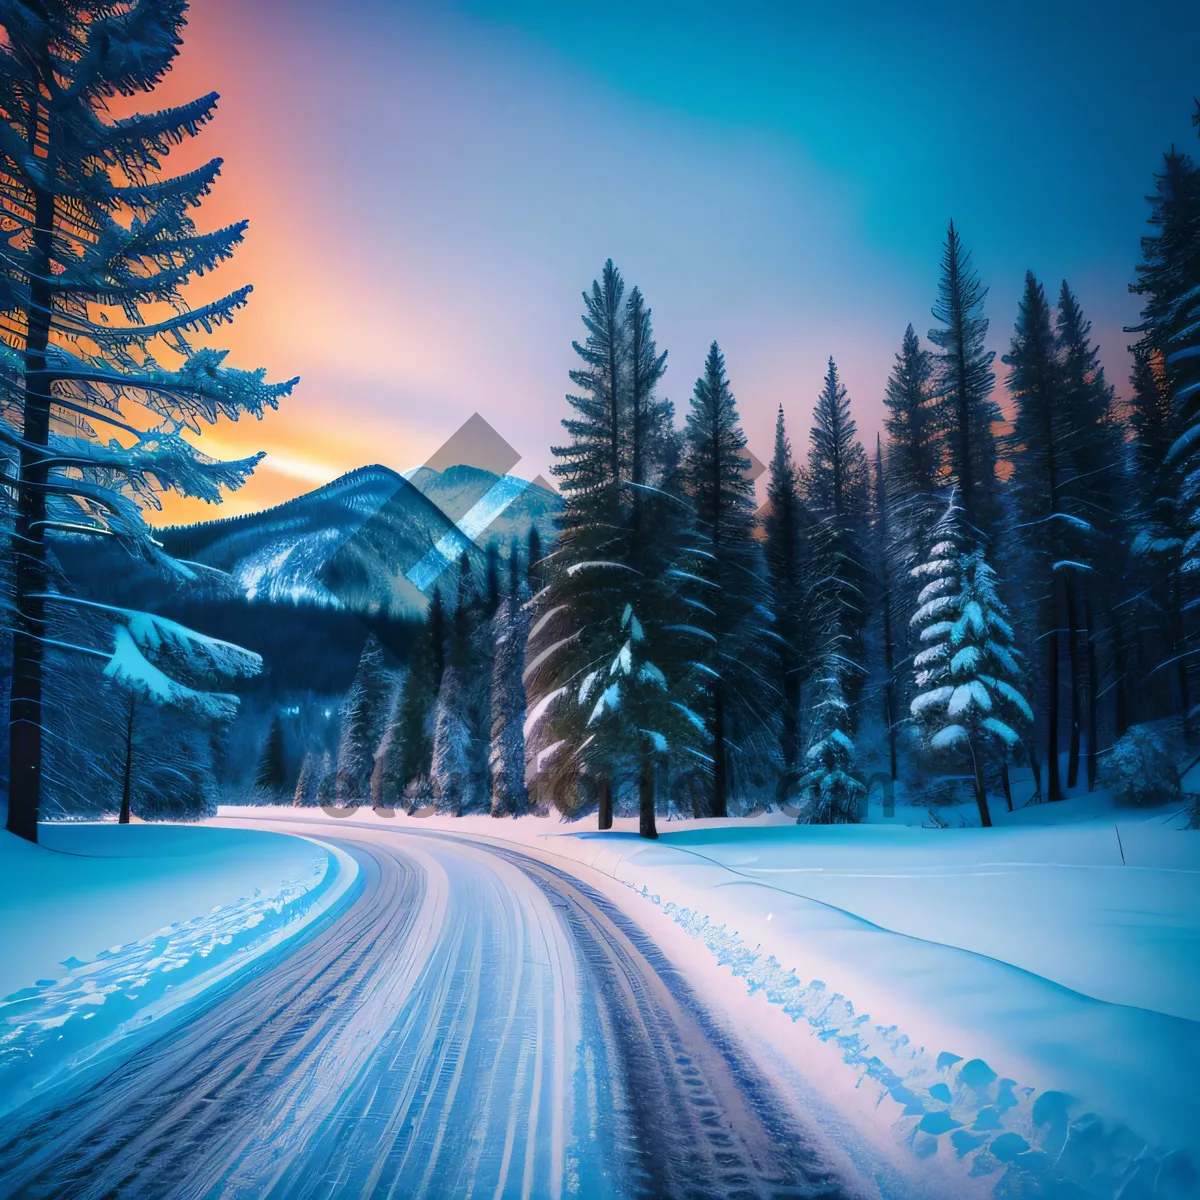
xmin=597 ymin=775 xmax=613 ymax=831
xmin=1001 ymin=761 xmax=1013 ymax=812
xmin=711 ymin=686 xmax=727 ymax=818
xmin=6 ymin=179 xmax=56 ymax=844
xmin=1047 ymin=622 xmax=1063 ymax=801
xmin=639 ymin=754 xmax=658 ymax=840
xmin=971 ymin=743 xmax=992 ymax=828
xmin=119 ymin=698 xmax=136 ymax=825
xmin=1065 ymin=578 xmax=1082 ymax=790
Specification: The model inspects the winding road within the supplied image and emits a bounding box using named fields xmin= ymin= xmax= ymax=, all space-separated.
xmin=0 ymin=822 xmax=864 ymax=1200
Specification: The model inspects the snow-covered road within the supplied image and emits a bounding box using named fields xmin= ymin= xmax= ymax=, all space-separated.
xmin=0 ymin=821 xmax=860 ymax=1200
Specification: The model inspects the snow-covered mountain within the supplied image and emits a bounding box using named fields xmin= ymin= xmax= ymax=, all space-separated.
xmin=160 ymin=464 xmax=559 ymax=617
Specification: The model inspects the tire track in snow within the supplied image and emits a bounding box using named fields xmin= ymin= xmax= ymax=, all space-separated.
xmin=0 ymin=823 xmax=862 ymax=1199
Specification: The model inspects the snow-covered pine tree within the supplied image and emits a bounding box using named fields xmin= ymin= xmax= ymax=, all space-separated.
xmin=369 ymin=676 xmax=405 ymax=808
xmin=431 ymin=563 xmax=478 ymax=814
xmin=0 ymin=2 xmax=295 ymax=842
xmin=910 ymin=496 xmax=1032 ymax=827
xmin=527 ymin=261 xmax=696 ymax=836
xmin=797 ymin=642 xmax=865 ymax=824
xmin=255 ymin=714 xmax=287 ymax=798
xmin=804 ymin=357 xmax=870 ymax=715
xmin=314 ymin=750 xmax=336 ymax=806
xmin=1129 ymin=135 xmax=1200 ymax=733
xmin=489 ymin=547 xmax=530 ymax=816
xmin=392 ymin=589 xmax=444 ymax=804
xmin=293 ymin=751 xmax=318 ymax=807
xmin=681 ymin=342 xmax=772 ymax=817
xmin=928 ymin=222 xmax=1002 ymax=541
xmin=335 ymin=634 xmax=392 ymax=803
xmin=430 ymin=664 xmax=471 ymax=815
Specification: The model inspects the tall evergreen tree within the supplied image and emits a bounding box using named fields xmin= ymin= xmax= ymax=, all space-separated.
xmin=804 ymin=358 xmax=870 ymax=719
xmin=910 ymin=496 xmax=1032 ymax=827
xmin=0 ymin=1 xmax=294 ymax=842
xmin=335 ymin=634 xmax=392 ymax=802
xmin=255 ymin=714 xmax=287 ymax=796
xmin=1056 ymin=281 xmax=1124 ymax=787
xmin=1128 ymin=139 xmax=1200 ymax=733
xmin=527 ymin=262 xmax=697 ymax=835
xmin=681 ymin=342 xmax=770 ymax=818
xmin=763 ymin=405 xmax=813 ymax=797
xmin=883 ymin=324 xmax=940 ymax=503
xmin=489 ymin=548 xmax=531 ymax=816
xmin=928 ymin=222 xmax=1001 ymax=540
xmin=393 ymin=588 xmax=445 ymax=803
xmin=1005 ymin=271 xmax=1073 ymax=801
xmin=873 ymin=437 xmax=900 ymax=781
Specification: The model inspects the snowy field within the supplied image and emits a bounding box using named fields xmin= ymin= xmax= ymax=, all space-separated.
xmin=233 ymin=794 xmax=1200 ymax=1197
xmin=0 ymin=822 xmax=357 ymax=1120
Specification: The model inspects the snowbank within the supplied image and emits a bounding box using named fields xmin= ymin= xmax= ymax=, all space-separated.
xmin=0 ymin=822 xmax=358 ymax=1119
xmin=231 ymin=803 xmax=1200 ymax=1198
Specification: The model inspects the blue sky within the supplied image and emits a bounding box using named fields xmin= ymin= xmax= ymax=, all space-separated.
xmin=160 ymin=0 xmax=1200 ymax=519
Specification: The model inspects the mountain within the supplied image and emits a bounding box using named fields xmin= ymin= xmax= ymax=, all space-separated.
xmin=158 ymin=463 xmax=560 ymax=618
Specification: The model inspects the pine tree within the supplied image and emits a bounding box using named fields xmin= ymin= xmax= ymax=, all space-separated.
xmin=1056 ymin=281 xmax=1124 ymax=788
xmin=797 ymin=650 xmax=864 ymax=824
xmin=910 ymin=496 xmax=1032 ymax=827
xmin=315 ymin=750 xmax=336 ymax=807
xmin=527 ymin=262 xmax=696 ymax=836
xmin=394 ymin=590 xmax=444 ymax=802
xmin=255 ymin=714 xmax=287 ymax=797
xmin=489 ymin=548 xmax=531 ymax=816
xmin=335 ymin=634 xmax=392 ymax=803
xmin=681 ymin=342 xmax=770 ymax=818
xmin=293 ymin=751 xmax=318 ymax=807
xmin=873 ymin=437 xmax=900 ymax=781
xmin=0 ymin=2 xmax=294 ymax=842
xmin=430 ymin=665 xmax=472 ymax=815
xmin=804 ymin=358 xmax=870 ymax=716
xmin=763 ymin=405 xmax=812 ymax=796
xmin=1129 ymin=135 xmax=1200 ymax=733
xmin=928 ymin=222 xmax=1001 ymax=541
xmin=1005 ymin=271 xmax=1072 ymax=800
xmin=883 ymin=324 xmax=941 ymax=503
xmin=370 ymin=679 xmax=406 ymax=808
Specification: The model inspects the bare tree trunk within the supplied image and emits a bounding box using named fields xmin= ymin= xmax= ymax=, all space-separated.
xmin=119 ymin=698 xmax=136 ymax=824
xmin=971 ymin=744 xmax=992 ymax=828
xmin=1001 ymin=761 xmax=1013 ymax=812
xmin=639 ymin=754 xmax=658 ymax=840
xmin=597 ymin=775 xmax=613 ymax=831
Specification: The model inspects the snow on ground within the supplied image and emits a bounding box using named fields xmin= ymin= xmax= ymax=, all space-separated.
xmin=0 ymin=822 xmax=358 ymax=1120
xmin=230 ymin=796 xmax=1200 ymax=1198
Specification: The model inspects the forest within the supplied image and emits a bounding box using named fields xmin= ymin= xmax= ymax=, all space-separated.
xmin=0 ymin=0 xmax=1196 ymax=841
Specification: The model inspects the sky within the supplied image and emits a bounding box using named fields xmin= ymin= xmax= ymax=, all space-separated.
xmin=148 ymin=0 xmax=1200 ymax=523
